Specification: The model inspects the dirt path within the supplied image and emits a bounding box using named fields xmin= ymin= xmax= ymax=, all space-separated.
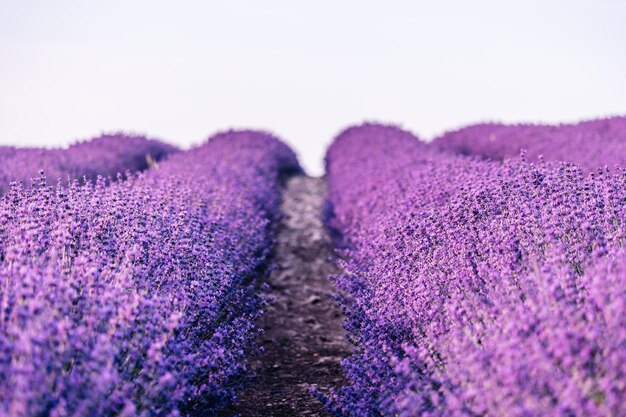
xmin=224 ymin=176 xmax=351 ymax=416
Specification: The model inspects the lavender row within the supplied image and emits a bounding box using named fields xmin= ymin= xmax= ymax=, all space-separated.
xmin=0 ymin=134 xmax=178 ymax=194
xmin=0 ymin=131 xmax=301 ymax=416
xmin=434 ymin=116 xmax=626 ymax=172
xmin=323 ymin=124 xmax=626 ymax=417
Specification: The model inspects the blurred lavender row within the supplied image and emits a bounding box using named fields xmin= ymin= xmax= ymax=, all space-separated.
xmin=323 ymin=124 xmax=626 ymax=417
xmin=0 ymin=131 xmax=301 ymax=416
xmin=434 ymin=116 xmax=626 ymax=172
xmin=0 ymin=134 xmax=178 ymax=194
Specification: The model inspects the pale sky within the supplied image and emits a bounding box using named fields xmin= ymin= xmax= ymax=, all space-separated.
xmin=1 ymin=0 xmax=625 ymax=175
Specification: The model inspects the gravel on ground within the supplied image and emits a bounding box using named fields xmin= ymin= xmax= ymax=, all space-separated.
xmin=223 ymin=175 xmax=351 ymax=417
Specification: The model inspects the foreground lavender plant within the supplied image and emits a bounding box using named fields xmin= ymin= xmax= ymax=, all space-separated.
xmin=0 ymin=134 xmax=177 ymax=194
xmin=434 ymin=116 xmax=626 ymax=172
xmin=0 ymin=130 xmax=301 ymax=416
xmin=323 ymin=123 xmax=626 ymax=417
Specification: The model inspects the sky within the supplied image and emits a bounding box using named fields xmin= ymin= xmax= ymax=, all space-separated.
xmin=0 ymin=0 xmax=625 ymax=175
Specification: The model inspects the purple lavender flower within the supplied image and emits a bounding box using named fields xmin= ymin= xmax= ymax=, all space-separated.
xmin=324 ymin=122 xmax=626 ymax=417
xmin=0 ymin=133 xmax=178 ymax=195
xmin=434 ymin=116 xmax=626 ymax=172
xmin=0 ymin=130 xmax=301 ymax=416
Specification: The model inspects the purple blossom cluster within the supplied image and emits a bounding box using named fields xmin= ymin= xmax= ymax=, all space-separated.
xmin=0 ymin=130 xmax=301 ymax=416
xmin=0 ymin=134 xmax=178 ymax=194
xmin=323 ymin=123 xmax=626 ymax=417
xmin=434 ymin=116 xmax=626 ymax=172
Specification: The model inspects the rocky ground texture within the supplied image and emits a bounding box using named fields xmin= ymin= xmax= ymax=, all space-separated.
xmin=223 ymin=175 xmax=351 ymax=417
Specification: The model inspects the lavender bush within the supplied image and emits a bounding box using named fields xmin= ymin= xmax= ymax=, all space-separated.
xmin=0 ymin=134 xmax=177 ymax=194
xmin=323 ymin=123 xmax=626 ymax=417
xmin=0 ymin=130 xmax=301 ymax=416
xmin=434 ymin=116 xmax=626 ymax=172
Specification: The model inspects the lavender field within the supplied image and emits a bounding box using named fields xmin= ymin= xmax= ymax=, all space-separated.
xmin=1 ymin=117 xmax=625 ymax=417
xmin=324 ymin=119 xmax=626 ymax=416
